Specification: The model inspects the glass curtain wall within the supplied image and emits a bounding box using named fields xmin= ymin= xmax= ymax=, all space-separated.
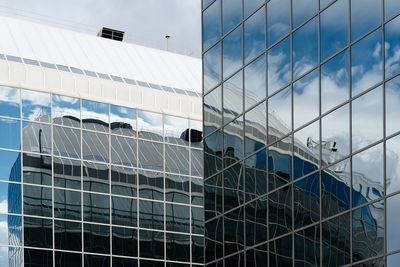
xmin=0 ymin=86 xmax=204 ymax=267
xmin=202 ymin=0 xmax=400 ymax=266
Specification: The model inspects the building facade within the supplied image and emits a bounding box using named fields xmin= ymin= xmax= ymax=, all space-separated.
xmin=202 ymin=0 xmax=400 ymax=266
xmin=0 ymin=16 xmax=204 ymax=267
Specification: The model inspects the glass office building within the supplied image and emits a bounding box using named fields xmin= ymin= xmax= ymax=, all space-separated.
xmin=202 ymin=0 xmax=400 ymax=266
xmin=0 ymin=16 xmax=204 ymax=267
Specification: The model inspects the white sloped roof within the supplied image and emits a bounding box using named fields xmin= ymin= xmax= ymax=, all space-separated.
xmin=0 ymin=15 xmax=202 ymax=93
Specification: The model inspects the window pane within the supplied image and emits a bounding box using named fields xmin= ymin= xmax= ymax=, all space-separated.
xmin=52 ymin=94 xmax=80 ymax=127
xmin=110 ymin=104 xmax=136 ymax=136
xmin=292 ymin=0 xmax=318 ymax=29
xmin=224 ymin=116 xmax=244 ymax=166
xmin=244 ymin=0 xmax=263 ymax=18
xmin=351 ymin=0 xmax=381 ymax=41
xmin=191 ymin=148 xmax=204 ymax=177
xmin=0 ymin=86 xmax=20 ymax=118
xmin=164 ymin=115 xmax=189 ymax=145
xmin=83 ymin=161 xmax=109 ymax=193
xmin=387 ymin=193 xmax=400 ymax=252
xmin=244 ymin=7 xmax=265 ymax=64
xmin=204 ymin=86 xmax=222 ymax=136
xmin=55 ymin=252 xmax=82 ymax=267
xmin=83 ymin=192 xmax=110 ymax=224
xmin=111 ymin=135 xmax=137 ymax=167
xmin=245 ymin=102 xmax=266 ymax=156
xmin=245 ymin=54 xmax=266 ymax=109
xmin=0 ymin=214 xmax=21 ymax=246
xmin=268 ymin=86 xmax=291 ymax=143
xmin=112 ymin=196 xmax=137 ymax=227
xmin=22 ymin=121 xmax=51 ymax=155
xmin=223 ymin=26 xmax=242 ymax=79
xmin=54 ymin=220 xmax=82 ymax=251
xmin=111 ymin=165 xmax=137 ymax=197
xmin=23 ymin=185 xmax=52 ymax=217
xmin=82 ymin=130 xmax=109 ymax=163
xmin=81 ymin=99 xmax=109 ymax=132
xmin=139 ymin=169 xmax=163 ymax=201
xmin=294 ymin=173 xmax=320 ymax=229
xmin=53 ymin=126 xmax=81 ymax=159
xmin=204 ymin=130 xmax=223 ymax=178
xmin=245 ymin=149 xmax=267 ymax=201
xmin=385 ymin=0 xmax=400 ymax=20
xmin=204 ymin=42 xmax=221 ymax=94
xmin=24 ymin=248 xmax=52 ymax=267
xmin=351 ymin=29 xmax=382 ymax=96
xmin=138 ymin=140 xmax=163 ymax=171
xmin=84 ymin=223 xmax=110 ymax=254
xmin=24 ymin=216 xmax=52 ymax=248
xmin=166 ymin=203 xmax=190 ymax=233
xmin=385 ymin=15 xmax=400 ymax=78
xmin=165 ymin=173 xmax=189 ymax=204
xmin=268 ymin=137 xmax=292 ymax=190
xmin=137 ymin=111 xmax=162 ymax=141
xmin=166 ymin=233 xmax=190 ymax=262
xmin=267 ymin=0 xmax=290 ymax=47
xmin=267 ymin=36 xmax=291 ymax=95
xmin=0 ymin=118 xmax=20 ymax=150
xmin=23 ymin=153 xmax=51 ymax=186
xmin=0 ymin=150 xmax=20 ymax=182
xmin=224 ymin=163 xmax=244 ymax=212
xmin=293 ymin=17 xmax=318 ymax=79
xmin=139 ymin=200 xmax=164 ymax=230
xmin=22 ymin=90 xmax=50 ymax=122
xmin=222 ymin=0 xmax=241 ymax=34
xmin=320 ymin=0 xmax=348 ymax=61
xmin=54 ymin=189 xmax=81 ymax=220
xmin=112 ymin=226 xmax=137 ymax=257
xmin=268 ymin=185 xmax=292 ymax=239
xmin=53 ymin=157 xmax=81 ymax=190
xmin=165 ymin=144 xmax=189 ymax=175
xmin=139 ymin=230 xmax=164 ymax=259
xmin=203 ymin=0 xmax=221 ymax=51
xmin=224 ymin=207 xmax=244 ymax=255
xmin=387 ymin=135 xmax=400 ymax=194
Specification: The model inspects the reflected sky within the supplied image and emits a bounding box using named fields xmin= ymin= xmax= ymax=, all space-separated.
xmin=203 ymin=0 xmax=220 ymax=51
xmin=351 ymin=0 xmax=381 ymax=41
xmin=245 ymin=54 xmax=266 ymax=110
xmin=22 ymin=90 xmax=51 ymax=123
xmin=267 ymin=0 xmax=290 ymax=47
xmin=244 ymin=7 xmax=265 ymax=64
xmin=223 ymin=26 xmax=242 ymax=79
xmin=137 ymin=110 xmax=163 ymax=141
xmin=0 ymin=86 xmax=19 ymax=119
xmin=268 ymin=36 xmax=290 ymax=95
xmin=292 ymin=0 xmax=317 ymax=29
xmin=52 ymin=95 xmax=80 ymax=128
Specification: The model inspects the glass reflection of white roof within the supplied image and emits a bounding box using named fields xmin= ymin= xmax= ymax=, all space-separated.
xmin=0 ymin=15 xmax=201 ymax=95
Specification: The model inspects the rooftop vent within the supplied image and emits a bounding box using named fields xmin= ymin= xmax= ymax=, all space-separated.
xmin=97 ymin=27 xmax=124 ymax=41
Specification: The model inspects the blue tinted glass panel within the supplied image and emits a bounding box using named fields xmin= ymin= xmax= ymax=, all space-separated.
xmin=223 ymin=70 xmax=243 ymax=124
xmin=0 ymin=86 xmax=20 ymax=118
xmin=385 ymin=0 xmax=400 ymax=20
xmin=267 ymin=0 xmax=290 ymax=47
xmin=204 ymin=42 xmax=221 ymax=94
xmin=222 ymin=0 xmax=241 ymax=34
xmin=52 ymin=94 xmax=80 ymax=128
xmin=245 ymin=54 xmax=266 ymax=110
xmin=110 ymin=104 xmax=136 ymax=136
xmin=351 ymin=0 xmax=381 ymax=41
xmin=22 ymin=90 xmax=51 ymax=123
xmin=244 ymin=0 xmax=263 ymax=18
xmin=385 ymin=15 xmax=400 ymax=78
xmin=386 ymin=76 xmax=400 ymax=136
xmin=0 ymin=150 xmax=20 ymax=182
xmin=268 ymin=36 xmax=291 ymax=95
xmin=203 ymin=0 xmax=221 ymax=51
xmin=204 ymin=86 xmax=222 ymax=136
xmin=137 ymin=111 xmax=162 ymax=141
xmin=292 ymin=0 xmax=318 ymax=29
xmin=81 ymin=100 xmax=109 ymax=132
xmin=244 ymin=7 xmax=265 ymax=64
xmin=0 ymin=118 xmax=20 ymax=150
xmin=223 ymin=26 xmax=242 ymax=78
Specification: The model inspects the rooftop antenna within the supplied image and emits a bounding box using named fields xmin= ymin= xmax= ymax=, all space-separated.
xmin=165 ymin=34 xmax=170 ymax=51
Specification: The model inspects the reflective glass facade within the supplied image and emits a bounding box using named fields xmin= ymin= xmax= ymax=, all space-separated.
xmin=202 ymin=0 xmax=400 ymax=266
xmin=0 ymin=86 xmax=204 ymax=266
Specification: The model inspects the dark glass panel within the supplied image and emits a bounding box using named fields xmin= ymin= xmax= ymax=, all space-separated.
xmin=269 ymin=234 xmax=292 ymax=266
xmin=223 ymin=70 xmax=243 ymax=123
xmin=204 ymin=86 xmax=222 ymax=137
xmin=112 ymin=196 xmax=137 ymax=227
xmin=54 ymin=188 xmax=81 ymax=220
xmin=21 ymin=89 xmax=50 ymax=122
xmin=112 ymin=257 xmax=138 ymax=267
xmin=192 ymin=235 xmax=204 ymax=263
xmin=54 ymin=220 xmax=82 ymax=251
xmin=351 ymin=29 xmax=382 ymax=95
xmin=245 ymin=54 xmax=266 ymax=110
xmin=191 ymin=148 xmax=203 ymax=177
xmin=245 ymin=197 xmax=268 ymax=246
xmin=83 ymin=161 xmax=109 ymax=193
xmin=81 ymin=99 xmax=109 ymax=132
xmin=112 ymin=226 xmax=138 ymax=257
xmin=203 ymin=0 xmax=221 ymax=50
xmin=204 ymin=174 xmax=223 ymax=221
xmin=83 ymin=192 xmax=110 ymax=224
xmin=139 ymin=230 xmax=164 ymax=259
xmin=192 ymin=206 xmax=204 ymax=234
xmin=138 ymin=140 xmax=163 ymax=171
xmin=224 ymin=207 xmax=244 ymax=256
xmin=268 ymin=137 xmax=292 ymax=191
xmin=224 ymin=252 xmax=244 ymax=267
xmin=223 ymin=26 xmax=242 ymax=78
xmin=53 ymin=157 xmax=81 ymax=190
xmin=267 ymin=0 xmax=290 ymax=47
xmin=165 ymin=144 xmax=189 ymax=175
xmin=166 ymin=203 xmax=190 ymax=233
xmin=244 ymin=148 xmax=267 ymax=201
xmin=84 ymin=254 xmax=110 ymax=267
xmin=190 ymin=119 xmax=203 ymax=148
xmin=111 ymin=135 xmax=137 ymax=167
xmin=0 ymin=86 xmax=19 ymax=118
xmin=205 ymin=216 xmax=223 ymax=263
xmin=138 ymin=169 xmax=164 ymax=200
xmin=111 ymin=165 xmax=137 ymax=197
xmin=321 ymin=49 xmax=349 ymax=114
xmin=23 ymin=185 xmax=52 ymax=217
xmin=204 ymin=130 xmax=223 ymax=178
xmin=322 ymin=212 xmax=351 ymax=266
xmin=222 ymin=0 xmax=241 ymax=34
xmin=137 ymin=110 xmax=162 ymax=141
xmin=24 ymin=216 xmax=52 ymax=248
xmin=140 ymin=260 xmax=164 ymax=267
xmin=294 ymin=225 xmax=320 ymax=266
xmin=0 ymin=150 xmax=20 ymax=182
xmin=82 ymin=130 xmax=109 ymax=163
xmin=293 ymin=17 xmax=318 ymax=79
xmin=110 ymin=104 xmax=136 ymax=136
xmin=24 ymin=248 xmax=52 ymax=267
xmin=223 ymin=162 xmax=244 ymax=212
xmin=268 ymin=185 xmax=292 ymax=239
xmin=139 ymin=200 xmax=164 ymax=230
xmin=246 ymin=243 xmax=268 ymax=266
xmin=223 ymin=116 xmax=244 ymax=167
xmin=244 ymin=7 xmax=265 ymax=64
xmin=166 ymin=233 xmax=190 ymax=262
xmin=55 ymin=252 xmax=82 ymax=267
xmin=22 ymin=153 xmax=51 ymax=186
xmin=165 ymin=173 xmax=190 ymax=204
xmin=321 ymin=159 xmax=351 ymax=219
xmin=84 ymin=223 xmax=110 ymax=254
xmin=0 ymin=118 xmax=20 ymax=150
xmin=191 ymin=177 xmax=203 ymax=205
xmin=52 ymin=94 xmax=80 ymax=127
xmin=53 ymin=126 xmax=80 ymax=159
xmin=245 ymin=103 xmax=266 ymax=158
xmin=351 ymin=0 xmax=381 ymax=41
xmin=320 ymin=0 xmax=348 ymax=61
xmin=352 ymin=200 xmax=384 ymax=262
xmin=204 ymin=42 xmax=222 ymax=94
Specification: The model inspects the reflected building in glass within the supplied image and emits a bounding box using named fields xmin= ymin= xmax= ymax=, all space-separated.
xmin=202 ymin=0 xmax=400 ymax=266
xmin=0 ymin=15 xmax=204 ymax=267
